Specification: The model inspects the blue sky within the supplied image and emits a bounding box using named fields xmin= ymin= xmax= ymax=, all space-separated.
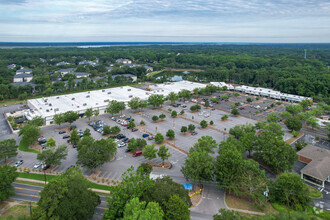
xmin=0 ymin=0 xmax=329 ymax=43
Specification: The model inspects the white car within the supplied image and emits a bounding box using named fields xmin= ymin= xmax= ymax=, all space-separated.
xmin=14 ymin=160 xmax=23 ymax=167
xmin=34 ymin=162 xmax=42 ymax=169
xmin=118 ymin=142 xmax=126 ymax=148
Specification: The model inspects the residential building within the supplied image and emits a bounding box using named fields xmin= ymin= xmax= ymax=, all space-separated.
xmin=56 ymin=68 xmax=75 ymax=76
xmin=40 ymin=58 xmax=46 ymax=62
xmin=297 ymin=145 xmax=330 ymax=188
xmin=71 ymin=72 xmax=90 ymax=78
xmin=78 ymin=60 xmax=98 ymax=67
xmin=13 ymin=74 xmax=33 ymax=83
xmin=56 ymin=61 xmax=70 ymax=66
xmin=7 ymin=64 xmax=16 ymax=69
xmin=112 ymin=74 xmax=137 ymax=82
xmin=144 ymin=65 xmax=153 ymax=72
xmin=116 ymin=58 xmax=132 ymax=64
xmin=16 ymin=68 xmax=32 ymax=75
xmin=106 ymin=67 xmax=113 ymax=72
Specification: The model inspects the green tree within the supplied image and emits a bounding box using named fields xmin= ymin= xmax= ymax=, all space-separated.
xmin=110 ymin=126 xmax=121 ymax=134
xmin=103 ymin=125 xmax=111 ymax=135
xmin=210 ymin=120 xmax=214 ymax=125
xmin=171 ymin=110 xmax=178 ymax=117
xmin=122 ymin=197 xmax=164 ymax=220
xmin=18 ymin=125 xmax=40 ymax=146
xmin=200 ymin=120 xmax=208 ymax=128
xmin=221 ymin=114 xmax=229 ymax=121
xmin=188 ymin=124 xmax=195 ymax=131
xmin=143 ymin=144 xmax=158 ymax=161
xmin=148 ymin=94 xmax=164 ymax=108
xmin=229 ymin=124 xmax=256 ymax=140
xmin=286 ymin=104 xmax=303 ymax=115
xmin=181 ymin=126 xmax=188 ymax=133
xmin=118 ymin=102 xmax=126 ymax=115
xmin=246 ymin=98 xmax=253 ymax=103
xmin=167 ymin=92 xmax=178 ymax=104
xmin=63 ymin=111 xmax=79 ymax=125
xmin=0 ymin=165 xmax=18 ymax=202
xmin=128 ymin=120 xmax=136 ymax=130
xmin=70 ymin=129 xmax=80 ymax=144
xmin=285 ymin=116 xmax=302 ymax=131
xmin=83 ymin=128 xmax=91 ymax=137
xmin=104 ymin=166 xmax=155 ymax=219
xmin=295 ymin=140 xmax=307 ymax=151
xmin=154 ymin=133 xmax=164 ymax=143
xmin=0 ymin=139 xmax=17 ymax=162
xmin=37 ymin=145 xmax=68 ymax=166
xmin=142 ymin=176 xmax=192 ymax=216
xmin=306 ymin=116 xmax=319 ymax=130
xmin=139 ymin=100 xmax=148 ymax=112
xmin=140 ymin=120 xmax=146 ymax=126
xmin=191 ymin=136 xmax=217 ymax=154
xmin=27 ymin=116 xmax=44 ymax=126
xmin=106 ymin=100 xmax=121 ymax=116
xmin=152 ymin=115 xmax=159 ymax=122
xmin=178 ymin=89 xmax=191 ymax=101
xmin=128 ymin=97 xmax=141 ymax=111
xmin=164 ymin=194 xmax=190 ymax=220
xmin=137 ymin=163 xmax=153 ymax=176
xmin=181 ymin=150 xmax=214 ymax=184
xmin=53 ymin=113 xmax=65 ymax=127
xmin=270 ymin=173 xmax=311 ymax=210
xmin=159 ymin=113 xmax=166 ymax=120
xmin=46 ymin=138 xmax=56 ymax=148
xmin=180 ymin=109 xmax=185 ymax=115
xmin=299 ymin=99 xmax=312 ymax=111
xmin=93 ymin=109 xmax=99 ymax=121
xmin=267 ymin=112 xmax=280 ymax=123
xmin=77 ymin=137 xmax=117 ymax=170
xmin=166 ymin=129 xmax=175 ymax=139
xmin=157 ymin=145 xmax=171 ymax=165
xmin=213 ymin=209 xmax=247 ymax=220
xmin=204 ymin=100 xmax=210 ymax=107
xmin=32 ymin=169 xmax=100 ymax=219
xmin=85 ymin=108 xmax=93 ymax=121
xmin=231 ymin=108 xmax=240 ymax=116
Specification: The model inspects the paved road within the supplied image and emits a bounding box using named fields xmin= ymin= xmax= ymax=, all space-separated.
xmin=10 ymin=182 xmax=107 ymax=219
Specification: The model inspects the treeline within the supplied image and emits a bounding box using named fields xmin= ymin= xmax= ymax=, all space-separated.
xmin=0 ymin=44 xmax=329 ymax=103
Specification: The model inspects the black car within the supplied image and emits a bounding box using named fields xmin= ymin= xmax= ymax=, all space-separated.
xmin=70 ymin=125 xmax=77 ymax=131
xmin=63 ymin=135 xmax=70 ymax=139
xmin=108 ymin=136 xmax=117 ymax=139
xmin=125 ymin=148 xmax=131 ymax=152
xmin=58 ymin=130 xmax=66 ymax=134
xmin=39 ymin=139 xmax=47 ymax=144
xmin=116 ymin=134 xmax=126 ymax=139
xmin=132 ymin=128 xmax=138 ymax=132
xmin=73 ymin=144 xmax=77 ymax=148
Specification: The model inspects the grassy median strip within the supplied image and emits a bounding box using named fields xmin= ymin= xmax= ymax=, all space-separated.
xmin=18 ymin=140 xmax=39 ymax=153
xmin=17 ymin=173 xmax=111 ymax=191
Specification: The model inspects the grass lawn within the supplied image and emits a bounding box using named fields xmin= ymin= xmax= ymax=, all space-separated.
xmin=17 ymin=172 xmax=111 ymax=191
xmin=225 ymin=193 xmax=277 ymax=214
xmin=271 ymin=202 xmax=330 ymax=219
xmin=18 ymin=140 xmax=39 ymax=153
xmin=308 ymin=185 xmax=322 ymax=198
xmin=0 ymin=99 xmax=25 ymax=107
xmin=0 ymin=201 xmax=36 ymax=219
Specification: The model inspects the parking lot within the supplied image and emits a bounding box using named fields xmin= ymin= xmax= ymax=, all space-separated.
xmin=7 ymin=90 xmax=297 ymax=181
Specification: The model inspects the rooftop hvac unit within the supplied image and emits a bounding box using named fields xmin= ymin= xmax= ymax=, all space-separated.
xmin=46 ymin=109 xmax=49 ymax=112
xmin=56 ymin=97 xmax=59 ymax=99
xmin=50 ymin=108 xmax=53 ymax=110
xmin=129 ymin=95 xmax=133 ymax=98
xmin=86 ymin=95 xmax=90 ymax=98
xmin=108 ymin=92 xmax=111 ymax=94
xmin=83 ymin=103 xmax=87 ymax=106
xmin=77 ymin=106 xmax=79 ymax=108
xmin=104 ymin=99 xmax=109 ymax=102
xmin=128 ymin=89 xmax=131 ymax=91
xmin=49 ymin=103 xmax=52 ymax=106
xmin=88 ymin=91 xmax=90 ymax=93
xmin=96 ymin=103 xmax=98 ymax=105
xmin=54 ymin=108 xmax=59 ymax=111
xmin=102 ymin=90 xmax=105 ymax=92
xmin=72 ymin=98 xmax=75 ymax=100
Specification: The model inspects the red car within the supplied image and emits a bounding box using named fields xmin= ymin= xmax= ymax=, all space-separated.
xmin=239 ymin=107 xmax=245 ymax=110
xmin=133 ymin=151 xmax=142 ymax=157
xmin=123 ymin=124 xmax=129 ymax=127
xmin=42 ymin=164 xmax=50 ymax=170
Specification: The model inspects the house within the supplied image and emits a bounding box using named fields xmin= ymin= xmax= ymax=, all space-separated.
xmin=7 ymin=64 xmax=16 ymax=69
xmin=13 ymin=74 xmax=33 ymax=83
xmin=40 ymin=58 xmax=46 ymax=62
xmin=78 ymin=60 xmax=98 ymax=67
xmin=56 ymin=61 xmax=70 ymax=66
xmin=56 ymin=68 xmax=75 ymax=76
xmin=106 ymin=67 xmax=113 ymax=72
xmin=71 ymin=72 xmax=90 ymax=79
xmin=11 ymin=82 xmax=36 ymax=87
xmin=297 ymin=145 xmax=330 ymax=187
xmin=16 ymin=68 xmax=32 ymax=75
xmin=144 ymin=65 xmax=153 ymax=72
xmin=116 ymin=58 xmax=132 ymax=64
xmin=112 ymin=74 xmax=137 ymax=82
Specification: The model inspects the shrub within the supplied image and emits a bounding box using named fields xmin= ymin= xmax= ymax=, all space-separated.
xmin=292 ymin=130 xmax=299 ymax=137
xmin=171 ymin=110 xmax=178 ymax=117
xmin=210 ymin=120 xmax=214 ymax=125
xmin=166 ymin=129 xmax=175 ymax=139
xmin=159 ymin=113 xmax=166 ymax=120
xmin=181 ymin=126 xmax=188 ymax=133
xmin=246 ymin=98 xmax=253 ymax=103
xmin=152 ymin=115 xmax=159 ymax=122
xmin=200 ymin=120 xmax=208 ymax=128
xmin=168 ymin=108 xmax=172 ymax=112
xmin=256 ymin=97 xmax=260 ymax=100
xmin=140 ymin=120 xmax=145 ymax=126
xmin=188 ymin=124 xmax=195 ymax=131
xmin=180 ymin=110 xmax=185 ymax=115
xmin=221 ymin=115 xmax=229 ymax=121
xmin=103 ymin=126 xmax=111 ymax=135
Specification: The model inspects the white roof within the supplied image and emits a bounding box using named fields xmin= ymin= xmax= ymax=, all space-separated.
xmin=148 ymin=81 xmax=207 ymax=96
xmin=210 ymin=82 xmax=234 ymax=90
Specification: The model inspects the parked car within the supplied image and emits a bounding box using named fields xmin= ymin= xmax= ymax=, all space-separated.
xmin=108 ymin=136 xmax=117 ymax=139
xmin=132 ymin=128 xmax=138 ymax=132
xmin=73 ymin=144 xmax=77 ymax=148
xmin=63 ymin=135 xmax=70 ymax=139
xmin=118 ymin=142 xmax=126 ymax=148
xmin=239 ymin=107 xmax=245 ymax=110
xmin=42 ymin=164 xmax=51 ymax=170
xmin=123 ymin=138 xmax=131 ymax=143
xmin=58 ymin=130 xmax=66 ymax=134
xmin=116 ymin=134 xmax=126 ymax=139
xmin=142 ymin=134 xmax=150 ymax=138
xmin=111 ymin=117 xmax=118 ymax=121
xmin=66 ymin=165 xmax=75 ymax=170
xmin=191 ymin=131 xmax=198 ymax=136
xmin=70 ymin=125 xmax=77 ymax=131
xmin=37 ymin=136 xmax=44 ymax=142
xmin=133 ymin=151 xmax=142 ymax=157
xmin=125 ymin=148 xmax=131 ymax=152
xmin=148 ymin=136 xmax=154 ymax=140
xmin=122 ymin=138 xmax=129 ymax=142
xmin=34 ymin=162 xmax=42 ymax=169
xmin=14 ymin=160 xmax=23 ymax=167
xmin=41 ymin=143 xmax=47 ymax=149
xmin=123 ymin=124 xmax=129 ymax=127
xmin=211 ymin=108 xmax=216 ymax=111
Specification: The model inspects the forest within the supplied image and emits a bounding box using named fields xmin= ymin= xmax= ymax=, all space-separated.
xmin=0 ymin=44 xmax=329 ymax=103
